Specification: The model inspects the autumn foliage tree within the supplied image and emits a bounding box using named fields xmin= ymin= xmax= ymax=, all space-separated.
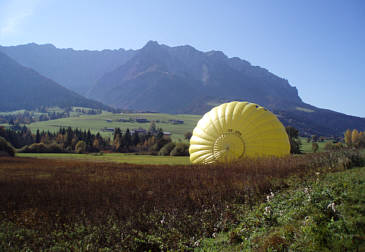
xmin=351 ymin=129 xmax=360 ymax=148
xmin=344 ymin=129 xmax=352 ymax=147
xmin=344 ymin=129 xmax=365 ymax=149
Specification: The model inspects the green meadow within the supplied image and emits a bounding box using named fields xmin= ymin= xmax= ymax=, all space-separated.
xmin=17 ymin=152 xmax=191 ymax=165
xmin=300 ymin=137 xmax=330 ymax=153
xmin=26 ymin=112 xmax=202 ymax=141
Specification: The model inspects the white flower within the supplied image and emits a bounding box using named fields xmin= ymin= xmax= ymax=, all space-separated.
xmin=264 ymin=206 xmax=271 ymax=215
xmin=303 ymin=216 xmax=311 ymax=225
xmin=327 ymin=202 xmax=336 ymax=212
xmin=307 ymin=195 xmax=311 ymax=202
xmin=266 ymin=191 xmax=275 ymax=202
xmin=160 ymin=216 xmax=165 ymax=224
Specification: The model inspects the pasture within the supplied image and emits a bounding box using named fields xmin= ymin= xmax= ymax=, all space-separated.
xmin=17 ymin=153 xmax=191 ymax=165
xmin=300 ymin=137 xmax=330 ymax=153
xmin=26 ymin=112 xmax=202 ymax=141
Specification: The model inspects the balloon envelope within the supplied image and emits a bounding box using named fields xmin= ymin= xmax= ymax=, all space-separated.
xmin=189 ymin=101 xmax=290 ymax=164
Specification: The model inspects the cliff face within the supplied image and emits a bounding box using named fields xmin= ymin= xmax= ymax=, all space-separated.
xmin=88 ymin=41 xmax=302 ymax=113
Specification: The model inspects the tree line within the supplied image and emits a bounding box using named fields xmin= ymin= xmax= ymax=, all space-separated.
xmin=0 ymin=123 xmax=189 ymax=156
xmin=0 ymin=126 xmax=107 ymax=153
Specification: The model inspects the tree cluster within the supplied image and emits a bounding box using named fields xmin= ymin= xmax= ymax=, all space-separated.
xmin=0 ymin=126 xmax=109 ymax=153
xmin=112 ymin=127 xmax=171 ymax=154
xmin=0 ymin=125 xmax=33 ymax=148
xmin=44 ymin=127 xmax=109 ymax=153
xmin=1 ymin=122 xmax=190 ymax=155
xmin=0 ymin=111 xmax=70 ymax=125
xmin=344 ymin=129 xmax=365 ymax=149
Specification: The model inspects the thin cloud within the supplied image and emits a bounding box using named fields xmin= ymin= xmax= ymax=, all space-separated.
xmin=0 ymin=0 xmax=40 ymax=36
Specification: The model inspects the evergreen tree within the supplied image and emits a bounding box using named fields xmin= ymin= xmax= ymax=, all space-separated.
xmin=132 ymin=131 xmax=140 ymax=146
xmin=35 ymin=129 xmax=41 ymax=143
xmin=148 ymin=121 xmax=157 ymax=134
xmin=123 ymin=129 xmax=132 ymax=150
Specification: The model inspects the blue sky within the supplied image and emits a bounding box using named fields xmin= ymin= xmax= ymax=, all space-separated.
xmin=0 ymin=0 xmax=364 ymax=117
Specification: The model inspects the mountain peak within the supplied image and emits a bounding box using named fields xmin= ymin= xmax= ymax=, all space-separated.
xmin=206 ymin=50 xmax=227 ymax=60
xmin=143 ymin=40 xmax=160 ymax=49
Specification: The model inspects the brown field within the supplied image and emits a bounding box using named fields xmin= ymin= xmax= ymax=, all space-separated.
xmin=0 ymin=152 xmax=357 ymax=250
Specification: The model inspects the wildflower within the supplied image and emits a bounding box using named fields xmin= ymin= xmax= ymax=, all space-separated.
xmin=212 ymin=232 xmax=217 ymax=238
xmin=327 ymin=202 xmax=336 ymax=212
xmin=266 ymin=191 xmax=275 ymax=202
xmin=304 ymin=187 xmax=309 ymax=194
xmin=264 ymin=206 xmax=271 ymax=216
xmin=194 ymin=240 xmax=200 ymax=247
xmin=303 ymin=216 xmax=311 ymax=225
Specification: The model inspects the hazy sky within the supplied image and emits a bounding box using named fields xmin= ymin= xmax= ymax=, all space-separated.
xmin=0 ymin=0 xmax=364 ymax=117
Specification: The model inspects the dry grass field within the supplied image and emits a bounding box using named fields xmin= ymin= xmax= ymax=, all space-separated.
xmin=0 ymin=151 xmax=361 ymax=250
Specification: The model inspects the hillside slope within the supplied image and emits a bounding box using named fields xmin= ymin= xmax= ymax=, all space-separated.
xmin=0 ymin=43 xmax=136 ymax=94
xmin=0 ymin=52 xmax=109 ymax=112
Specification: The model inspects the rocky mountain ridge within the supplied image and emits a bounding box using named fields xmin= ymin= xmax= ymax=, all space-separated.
xmin=1 ymin=41 xmax=364 ymax=136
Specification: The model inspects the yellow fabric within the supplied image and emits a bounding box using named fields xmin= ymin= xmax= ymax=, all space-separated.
xmin=189 ymin=101 xmax=290 ymax=164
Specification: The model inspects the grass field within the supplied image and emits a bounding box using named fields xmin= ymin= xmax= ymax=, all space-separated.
xmin=25 ymin=112 xmax=202 ymax=141
xmin=3 ymin=108 xmax=338 ymax=154
xmin=17 ymin=153 xmax=191 ymax=165
xmin=1 ymin=151 xmax=363 ymax=251
xmin=300 ymin=137 xmax=330 ymax=153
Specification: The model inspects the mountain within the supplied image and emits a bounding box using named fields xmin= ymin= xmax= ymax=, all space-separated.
xmin=1 ymin=41 xmax=364 ymax=136
xmin=0 ymin=43 xmax=136 ymax=94
xmin=0 ymin=51 xmax=109 ymax=111
xmin=89 ymin=41 xmax=301 ymax=111
xmin=88 ymin=41 xmax=365 ymax=136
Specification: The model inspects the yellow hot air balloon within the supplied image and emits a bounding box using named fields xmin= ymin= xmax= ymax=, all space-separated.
xmin=189 ymin=101 xmax=290 ymax=164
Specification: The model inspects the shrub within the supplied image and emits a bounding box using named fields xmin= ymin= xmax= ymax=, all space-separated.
xmin=75 ymin=140 xmax=86 ymax=154
xmin=285 ymin=126 xmax=302 ymax=154
xmin=0 ymin=136 xmax=15 ymax=156
xmin=184 ymin=132 xmax=192 ymax=140
xmin=20 ymin=143 xmax=47 ymax=153
xmin=324 ymin=142 xmax=345 ymax=151
xmin=170 ymin=143 xmax=189 ymax=156
xmin=312 ymin=142 xmax=319 ymax=153
xmin=19 ymin=143 xmax=65 ymax=153
xmin=158 ymin=142 xmax=176 ymax=156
